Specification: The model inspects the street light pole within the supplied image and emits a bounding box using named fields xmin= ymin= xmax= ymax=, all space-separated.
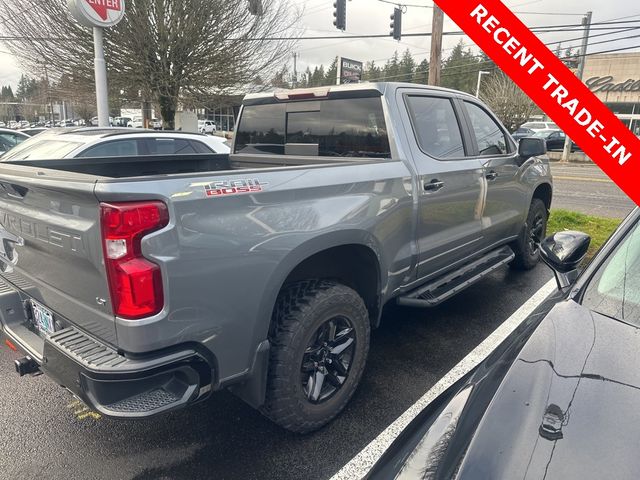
xmin=561 ymin=11 xmax=592 ymax=162
xmin=475 ymin=70 xmax=491 ymax=98
xmin=93 ymin=27 xmax=109 ymax=127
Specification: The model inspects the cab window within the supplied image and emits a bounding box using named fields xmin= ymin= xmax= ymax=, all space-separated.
xmin=464 ymin=102 xmax=509 ymax=155
xmin=405 ymin=95 xmax=465 ymax=159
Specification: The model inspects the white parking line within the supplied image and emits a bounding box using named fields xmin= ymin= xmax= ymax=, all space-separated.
xmin=330 ymin=278 xmax=558 ymax=480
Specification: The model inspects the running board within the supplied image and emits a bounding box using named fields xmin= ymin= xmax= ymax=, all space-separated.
xmin=397 ymin=246 xmax=515 ymax=308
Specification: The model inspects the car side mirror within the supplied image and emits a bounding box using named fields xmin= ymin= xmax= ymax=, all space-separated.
xmin=540 ymin=231 xmax=591 ymax=290
xmin=518 ymin=137 xmax=546 ymax=162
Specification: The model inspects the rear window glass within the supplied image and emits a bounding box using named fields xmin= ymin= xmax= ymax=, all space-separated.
xmin=234 ymin=97 xmax=391 ymax=158
xmin=1 ymin=138 xmax=82 ymax=160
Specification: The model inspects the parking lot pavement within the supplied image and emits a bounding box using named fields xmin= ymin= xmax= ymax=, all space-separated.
xmin=551 ymin=162 xmax=636 ymax=218
xmin=0 ymin=265 xmax=552 ymax=480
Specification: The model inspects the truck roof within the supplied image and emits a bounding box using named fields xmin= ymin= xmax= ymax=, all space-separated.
xmin=242 ymin=82 xmax=477 ymax=104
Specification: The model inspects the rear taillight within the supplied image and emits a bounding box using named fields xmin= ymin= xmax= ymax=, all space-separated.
xmin=100 ymin=201 xmax=169 ymax=319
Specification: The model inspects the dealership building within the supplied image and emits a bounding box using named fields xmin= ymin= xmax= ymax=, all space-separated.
xmin=582 ymin=52 xmax=640 ymax=135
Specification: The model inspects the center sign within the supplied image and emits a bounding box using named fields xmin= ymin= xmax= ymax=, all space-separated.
xmin=67 ymin=0 xmax=125 ymax=28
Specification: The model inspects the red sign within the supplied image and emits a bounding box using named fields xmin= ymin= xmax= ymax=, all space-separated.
xmin=437 ymin=0 xmax=640 ymax=206
xmin=86 ymin=0 xmax=122 ymax=21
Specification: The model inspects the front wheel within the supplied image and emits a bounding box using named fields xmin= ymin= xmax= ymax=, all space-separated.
xmin=261 ymin=280 xmax=370 ymax=433
xmin=510 ymin=198 xmax=548 ymax=270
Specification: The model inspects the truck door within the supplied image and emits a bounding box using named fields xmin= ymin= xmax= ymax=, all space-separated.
xmin=397 ymin=90 xmax=485 ymax=280
xmin=459 ymin=100 xmax=528 ymax=247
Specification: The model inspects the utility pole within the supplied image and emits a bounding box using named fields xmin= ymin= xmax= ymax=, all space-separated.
xmin=428 ymin=5 xmax=444 ymax=86
xmin=561 ymin=11 xmax=592 ymax=162
xmin=292 ymin=52 xmax=298 ymax=89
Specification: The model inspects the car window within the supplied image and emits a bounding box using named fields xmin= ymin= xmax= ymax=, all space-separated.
xmin=548 ymin=123 xmax=559 ymax=129
xmin=583 ymin=222 xmax=640 ymax=325
xmin=234 ymin=97 xmax=391 ymax=158
xmin=525 ymin=123 xmax=545 ymax=129
xmin=146 ymin=138 xmax=198 ymax=155
xmin=464 ymin=102 xmax=509 ymax=155
xmin=1 ymin=138 xmax=83 ymax=160
xmin=79 ymin=139 xmax=139 ymax=157
xmin=405 ymin=96 xmax=465 ymax=159
xmin=0 ymin=133 xmax=21 ymax=147
xmin=190 ymin=141 xmax=214 ymax=154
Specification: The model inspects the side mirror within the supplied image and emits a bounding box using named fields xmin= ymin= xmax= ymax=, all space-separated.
xmin=518 ymin=137 xmax=546 ymax=161
xmin=540 ymin=231 xmax=591 ymax=290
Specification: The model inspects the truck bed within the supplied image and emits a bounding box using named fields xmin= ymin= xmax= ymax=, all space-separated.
xmin=2 ymin=153 xmax=363 ymax=179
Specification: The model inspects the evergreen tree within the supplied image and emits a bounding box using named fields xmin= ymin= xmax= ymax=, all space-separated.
xmin=383 ymin=51 xmax=401 ymax=81
xmin=414 ymin=59 xmax=429 ymax=84
xmin=325 ymin=57 xmax=338 ymax=85
xmin=399 ymin=49 xmax=416 ymax=83
xmin=364 ymin=61 xmax=383 ymax=82
xmin=441 ymin=40 xmax=482 ymax=94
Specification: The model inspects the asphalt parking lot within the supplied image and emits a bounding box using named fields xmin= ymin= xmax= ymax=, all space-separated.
xmin=0 ymin=265 xmax=553 ymax=480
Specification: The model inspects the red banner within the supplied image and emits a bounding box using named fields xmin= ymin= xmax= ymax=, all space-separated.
xmin=437 ymin=0 xmax=640 ymax=206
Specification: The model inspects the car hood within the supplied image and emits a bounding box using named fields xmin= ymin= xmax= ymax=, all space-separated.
xmin=460 ymin=300 xmax=640 ymax=479
xmin=372 ymin=300 xmax=640 ymax=480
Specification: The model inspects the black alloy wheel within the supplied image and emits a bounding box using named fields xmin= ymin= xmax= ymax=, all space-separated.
xmin=301 ymin=316 xmax=356 ymax=404
xmin=528 ymin=211 xmax=545 ymax=256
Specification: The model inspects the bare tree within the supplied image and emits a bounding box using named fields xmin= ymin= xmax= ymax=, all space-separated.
xmin=480 ymin=72 xmax=537 ymax=131
xmin=0 ymin=0 xmax=299 ymax=127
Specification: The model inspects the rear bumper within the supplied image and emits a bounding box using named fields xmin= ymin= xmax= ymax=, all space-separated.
xmin=0 ymin=279 xmax=213 ymax=419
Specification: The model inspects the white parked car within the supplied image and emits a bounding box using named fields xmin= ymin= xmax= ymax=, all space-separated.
xmin=198 ymin=119 xmax=217 ymax=134
xmin=0 ymin=128 xmax=30 ymax=155
xmin=1 ymin=127 xmax=230 ymax=161
xmin=520 ymin=121 xmax=559 ymax=132
xmin=127 ymin=117 xmax=144 ymax=128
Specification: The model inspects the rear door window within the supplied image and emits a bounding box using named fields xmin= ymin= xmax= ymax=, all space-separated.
xmin=145 ymin=138 xmax=198 ymax=155
xmin=464 ymin=102 xmax=509 ymax=155
xmin=234 ymin=97 xmax=391 ymax=158
xmin=405 ymin=95 xmax=465 ymax=159
xmin=79 ymin=139 xmax=140 ymax=157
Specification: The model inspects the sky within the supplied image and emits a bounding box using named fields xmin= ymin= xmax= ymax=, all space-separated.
xmin=1 ymin=0 xmax=639 ymax=89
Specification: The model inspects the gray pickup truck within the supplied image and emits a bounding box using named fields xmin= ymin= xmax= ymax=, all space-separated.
xmin=0 ymin=83 xmax=552 ymax=433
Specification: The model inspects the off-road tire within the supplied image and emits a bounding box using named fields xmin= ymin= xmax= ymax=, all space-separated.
xmin=510 ymin=198 xmax=548 ymax=270
xmin=260 ymin=280 xmax=370 ymax=434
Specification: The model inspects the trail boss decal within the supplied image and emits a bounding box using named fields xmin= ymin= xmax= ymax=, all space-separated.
xmin=204 ymin=179 xmax=267 ymax=197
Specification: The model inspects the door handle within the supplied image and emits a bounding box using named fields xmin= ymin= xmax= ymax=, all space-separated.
xmin=485 ymin=170 xmax=498 ymax=181
xmin=424 ymin=179 xmax=444 ymax=192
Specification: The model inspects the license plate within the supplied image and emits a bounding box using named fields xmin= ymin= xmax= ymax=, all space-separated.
xmin=31 ymin=300 xmax=55 ymax=335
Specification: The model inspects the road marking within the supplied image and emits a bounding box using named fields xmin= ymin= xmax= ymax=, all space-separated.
xmin=553 ymin=175 xmax=613 ymax=183
xmin=330 ymin=278 xmax=557 ymax=480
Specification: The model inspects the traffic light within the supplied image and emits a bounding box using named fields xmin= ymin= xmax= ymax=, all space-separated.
xmin=333 ymin=0 xmax=346 ymax=31
xmin=390 ymin=8 xmax=402 ymax=41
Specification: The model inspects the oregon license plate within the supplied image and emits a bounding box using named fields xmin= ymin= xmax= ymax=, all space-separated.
xmin=31 ymin=300 xmax=55 ymax=335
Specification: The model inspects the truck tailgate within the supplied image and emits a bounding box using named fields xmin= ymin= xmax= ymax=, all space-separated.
xmin=0 ymin=167 xmax=115 ymax=346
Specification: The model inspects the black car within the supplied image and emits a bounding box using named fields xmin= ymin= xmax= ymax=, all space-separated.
xmin=368 ymin=208 xmax=640 ymax=480
xmin=511 ymin=126 xmax=535 ymax=142
xmin=533 ymin=129 xmax=581 ymax=152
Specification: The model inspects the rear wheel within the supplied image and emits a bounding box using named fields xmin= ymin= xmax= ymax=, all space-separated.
xmin=510 ymin=198 xmax=548 ymax=270
xmin=261 ymin=280 xmax=370 ymax=433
